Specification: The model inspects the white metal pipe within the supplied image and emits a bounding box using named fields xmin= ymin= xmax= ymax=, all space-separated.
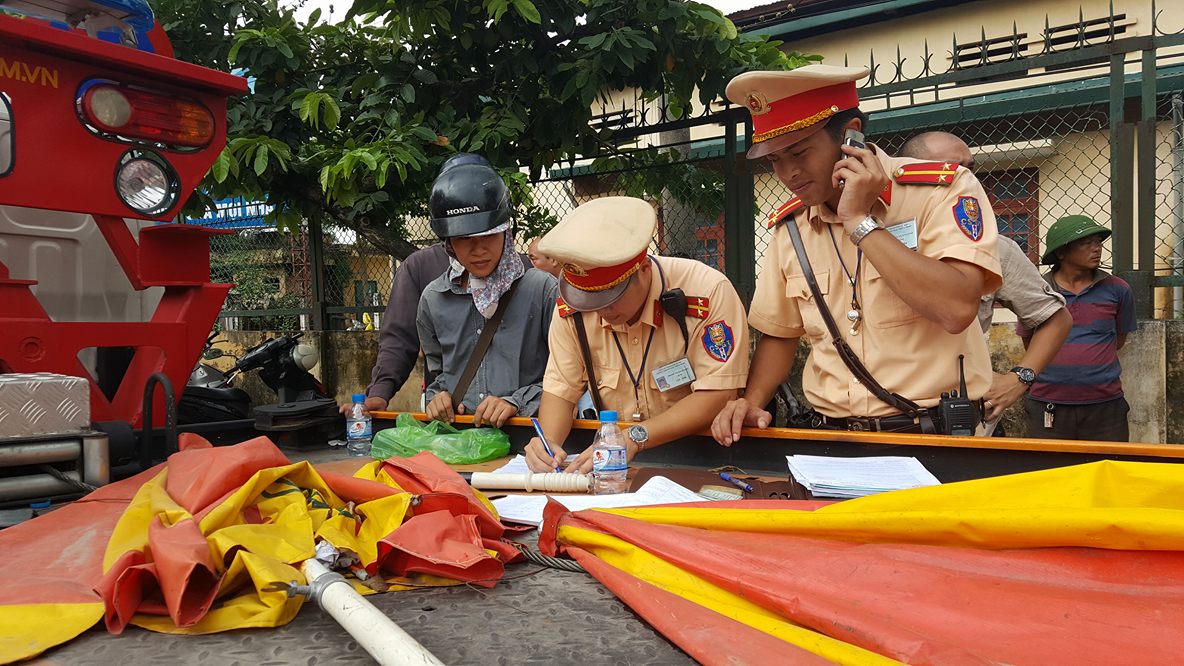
xmin=468 ymin=471 xmax=590 ymax=493
xmin=301 ymin=559 xmax=445 ymax=666
xmin=1172 ymin=94 xmax=1184 ymax=317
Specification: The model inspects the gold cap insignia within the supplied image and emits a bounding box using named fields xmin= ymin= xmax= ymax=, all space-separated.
xmin=745 ymin=91 xmax=771 ymax=116
xmin=562 ymin=262 xmax=589 ymax=277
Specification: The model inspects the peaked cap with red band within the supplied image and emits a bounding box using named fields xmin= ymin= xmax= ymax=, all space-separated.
xmin=726 ymin=64 xmax=869 ymax=160
xmin=538 ymin=196 xmax=656 ymax=312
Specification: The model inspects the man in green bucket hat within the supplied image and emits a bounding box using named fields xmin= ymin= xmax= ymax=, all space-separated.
xmin=1020 ymin=214 xmax=1136 ymax=441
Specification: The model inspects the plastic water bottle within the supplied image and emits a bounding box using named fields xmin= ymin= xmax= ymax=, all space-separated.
xmin=591 ymin=410 xmax=628 ymax=495
xmin=346 ymin=393 xmax=372 ymax=457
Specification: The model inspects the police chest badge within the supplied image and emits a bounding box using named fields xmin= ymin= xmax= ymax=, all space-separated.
xmin=953 ymin=196 xmax=983 ymax=241
xmin=701 ymin=320 xmax=734 ymax=362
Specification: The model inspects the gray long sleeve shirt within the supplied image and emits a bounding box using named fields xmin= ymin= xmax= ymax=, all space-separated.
xmin=366 ymin=244 xmax=450 ymax=402
xmin=417 ymin=267 xmax=558 ymax=415
xmin=366 ymin=243 xmax=531 ymax=402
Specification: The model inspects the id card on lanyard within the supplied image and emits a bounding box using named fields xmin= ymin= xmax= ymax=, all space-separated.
xmin=651 ymin=357 xmax=695 ymax=392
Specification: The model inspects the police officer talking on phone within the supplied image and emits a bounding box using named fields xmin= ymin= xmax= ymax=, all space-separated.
xmin=712 ymin=65 xmax=1003 ymax=442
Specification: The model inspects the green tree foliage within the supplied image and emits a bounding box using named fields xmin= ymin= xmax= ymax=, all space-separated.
xmin=157 ymin=0 xmax=814 ymax=259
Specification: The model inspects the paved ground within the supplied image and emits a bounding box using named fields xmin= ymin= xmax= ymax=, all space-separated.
xmin=36 ymin=446 xmax=696 ymax=665
xmin=41 ymin=535 xmax=693 ymax=665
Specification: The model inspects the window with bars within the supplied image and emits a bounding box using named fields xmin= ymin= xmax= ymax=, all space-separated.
xmin=693 ymin=215 xmax=725 ymax=272
xmin=979 ymin=168 xmax=1040 ymax=262
xmin=952 ymin=13 xmax=1132 ymax=72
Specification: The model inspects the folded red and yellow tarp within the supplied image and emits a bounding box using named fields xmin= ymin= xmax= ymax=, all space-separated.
xmin=540 ymin=460 xmax=1184 ymax=665
xmin=0 ymin=435 xmax=520 ymax=663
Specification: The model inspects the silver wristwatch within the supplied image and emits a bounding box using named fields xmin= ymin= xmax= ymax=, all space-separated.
xmin=849 ymin=215 xmax=883 ymax=246
xmin=627 ymin=424 xmax=649 ymax=452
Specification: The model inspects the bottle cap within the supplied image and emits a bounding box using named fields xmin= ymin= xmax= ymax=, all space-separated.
xmin=352 ymin=393 xmax=365 ymax=403
xmin=599 ymin=410 xmax=618 ymax=423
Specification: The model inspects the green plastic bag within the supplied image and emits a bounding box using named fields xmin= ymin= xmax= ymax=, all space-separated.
xmin=370 ymin=412 xmax=511 ymax=464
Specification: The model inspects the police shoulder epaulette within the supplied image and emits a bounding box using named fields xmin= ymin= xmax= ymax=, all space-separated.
xmin=766 ymin=197 xmax=806 ymax=229
xmin=686 ymin=296 xmax=710 ymax=319
xmin=556 ymin=297 xmax=576 ymax=319
xmin=893 ymin=161 xmax=958 ymax=185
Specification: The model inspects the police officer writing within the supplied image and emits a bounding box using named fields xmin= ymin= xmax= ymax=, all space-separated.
xmin=712 ymin=65 xmax=1002 ymax=443
xmin=524 ymin=197 xmax=750 ymax=473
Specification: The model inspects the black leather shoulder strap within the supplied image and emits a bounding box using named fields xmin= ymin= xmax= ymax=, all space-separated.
xmin=781 ymin=215 xmax=935 ymax=432
xmin=572 ymin=312 xmax=605 ymax=413
xmin=451 ymin=280 xmax=519 ymax=407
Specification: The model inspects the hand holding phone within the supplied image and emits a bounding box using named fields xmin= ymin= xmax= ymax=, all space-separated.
xmin=837 ymin=129 xmax=866 ymax=188
xmin=842 ymin=128 xmax=866 ymax=150
xmin=833 ymin=128 xmax=889 ymax=231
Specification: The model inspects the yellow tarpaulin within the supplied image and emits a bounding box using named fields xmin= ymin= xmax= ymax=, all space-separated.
xmin=544 ymin=461 xmax=1184 ymax=665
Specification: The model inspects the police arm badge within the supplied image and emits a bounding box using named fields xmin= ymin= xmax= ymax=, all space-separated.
xmin=953 ymin=196 xmax=983 ymax=241
xmin=701 ymin=320 xmax=735 ymax=362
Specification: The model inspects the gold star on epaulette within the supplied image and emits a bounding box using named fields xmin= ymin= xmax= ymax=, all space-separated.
xmin=687 ymin=296 xmax=710 ymax=319
xmin=894 ymin=161 xmax=958 ymax=186
xmin=767 ymin=197 xmax=806 ymax=228
xmin=556 ymin=297 xmax=577 ymax=318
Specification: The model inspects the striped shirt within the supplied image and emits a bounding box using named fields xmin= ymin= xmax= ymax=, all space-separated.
xmin=1018 ymin=270 xmax=1136 ymax=404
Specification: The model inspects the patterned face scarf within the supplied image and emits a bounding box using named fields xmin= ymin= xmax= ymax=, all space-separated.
xmin=447 ymin=222 xmax=524 ymax=319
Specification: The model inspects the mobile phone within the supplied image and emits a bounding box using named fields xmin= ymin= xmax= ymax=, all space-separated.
xmin=838 ymin=129 xmax=866 ymax=188
xmin=842 ymin=128 xmax=866 ymax=149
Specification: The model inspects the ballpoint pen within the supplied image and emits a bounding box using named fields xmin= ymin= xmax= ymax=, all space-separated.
xmin=530 ymin=417 xmax=558 ymax=468
xmin=719 ymin=472 xmax=753 ymax=494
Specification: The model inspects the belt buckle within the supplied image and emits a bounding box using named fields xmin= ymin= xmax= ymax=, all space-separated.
xmin=847 ymin=417 xmax=868 ymax=431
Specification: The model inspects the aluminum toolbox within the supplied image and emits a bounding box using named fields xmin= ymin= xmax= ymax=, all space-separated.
xmin=0 ymin=372 xmax=90 ymax=438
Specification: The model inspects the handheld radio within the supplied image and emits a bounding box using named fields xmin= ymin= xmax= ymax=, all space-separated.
xmin=938 ymin=354 xmax=979 ymax=436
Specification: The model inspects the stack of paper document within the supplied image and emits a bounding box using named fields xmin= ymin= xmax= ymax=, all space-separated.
xmin=490 ymin=475 xmax=707 ymax=527
xmin=785 ymin=455 xmax=940 ymax=498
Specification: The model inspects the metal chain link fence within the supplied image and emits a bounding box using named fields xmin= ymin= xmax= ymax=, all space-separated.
xmin=199 ymin=37 xmax=1184 ymax=328
xmin=1155 ymin=92 xmax=1184 ymax=319
xmin=528 ymin=158 xmax=730 ymax=272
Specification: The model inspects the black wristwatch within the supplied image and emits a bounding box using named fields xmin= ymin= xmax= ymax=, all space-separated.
xmin=627 ymin=424 xmax=649 ymax=452
xmin=1011 ymin=366 xmax=1036 ymax=386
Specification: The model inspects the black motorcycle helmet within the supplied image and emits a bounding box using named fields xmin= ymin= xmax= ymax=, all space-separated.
xmin=428 ymin=156 xmax=511 ymax=239
xmin=438 ymin=152 xmax=492 ymax=174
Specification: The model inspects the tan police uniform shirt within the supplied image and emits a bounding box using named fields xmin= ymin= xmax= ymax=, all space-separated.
xmin=544 ymin=256 xmax=750 ymax=420
xmin=749 ymin=149 xmax=1002 ymax=418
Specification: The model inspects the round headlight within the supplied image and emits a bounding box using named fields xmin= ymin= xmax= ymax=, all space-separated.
xmin=87 ymin=86 xmax=132 ymax=129
xmin=115 ymin=150 xmax=179 ymax=216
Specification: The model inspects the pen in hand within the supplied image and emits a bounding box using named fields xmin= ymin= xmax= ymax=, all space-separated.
xmin=530 ymin=417 xmax=559 ymax=470
xmin=719 ymin=472 xmax=753 ymax=494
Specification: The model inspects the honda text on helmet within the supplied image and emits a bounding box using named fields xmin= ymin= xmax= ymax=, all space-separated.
xmin=428 ymin=155 xmax=511 ymax=239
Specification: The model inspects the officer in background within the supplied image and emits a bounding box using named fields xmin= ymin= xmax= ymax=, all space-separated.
xmin=899 ymin=131 xmax=1071 ymax=432
xmin=713 ymin=65 xmax=1002 ymax=442
xmin=524 ymin=197 xmax=750 ymax=473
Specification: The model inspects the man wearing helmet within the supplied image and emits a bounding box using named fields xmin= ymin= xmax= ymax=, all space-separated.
xmin=352 ymin=154 xmax=530 ymax=416
xmin=1021 ymin=215 xmax=1136 ymax=441
xmin=416 ymin=156 xmax=559 ymax=427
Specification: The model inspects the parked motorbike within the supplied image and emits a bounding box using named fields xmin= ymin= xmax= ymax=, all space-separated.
xmin=177 ymin=333 xmax=251 ymax=424
xmin=178 ymin=333 xmax=342 ymax=448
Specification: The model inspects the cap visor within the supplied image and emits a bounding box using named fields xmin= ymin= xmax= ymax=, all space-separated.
xmin=746 ymin=123 xmax=828 ymax=159
xmin=559 ymin=276 xmax=631 ymax=312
